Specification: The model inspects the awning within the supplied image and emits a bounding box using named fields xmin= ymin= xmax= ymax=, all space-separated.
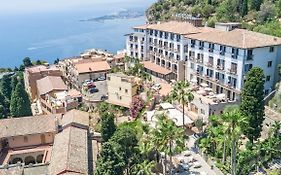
xmin=160 ymin=103 xmax=175 ymax=110
xmin=142 ymin=61 xmax=172 ymax=75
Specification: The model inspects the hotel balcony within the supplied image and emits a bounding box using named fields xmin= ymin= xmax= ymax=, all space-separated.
xmin=246 ymin=55 xmax=254 ymax=61
xmin=193 ymin=72 xmax=240 ymax=94
xmin=228 ymin=68 xmax=238 ymax=76
xmin=208 ymin=48 xmax=214 ymax=53
xmin=195 ymin=59 xmax=204 ymax=65
xmin=205 ymin=62 xmax=213 ymax=68
xmin=216 ymin=65 xmax=225 ymax=71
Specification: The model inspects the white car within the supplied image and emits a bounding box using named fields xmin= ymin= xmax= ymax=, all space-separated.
xmin=152 ymin=83 xmax=161 ymax=91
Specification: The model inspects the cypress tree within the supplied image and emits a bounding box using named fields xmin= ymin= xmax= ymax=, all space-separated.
xmin=11 ymin=75 xmax=18 ymax=91
xmin=10 ymin=82 xmax=32 ymax=117
xmin=0 ymin=75 xmax=12 ymax=100
xmin=241 ymin=0 xmax=248 ymax=17
xmin=240 ymin=67 xmax=265 ymax=143
xmin=100 ymin=112 xmax=116 ymax=142
xmin=250 ymin=0 xmax=263 ymax=11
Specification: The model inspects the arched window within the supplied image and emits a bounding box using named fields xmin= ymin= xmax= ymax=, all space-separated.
xmin=11 ymin=157 xmax=23 ymax=164
xmin=24 ymin=156 xmax=35 ymax=165
xmin=36 ymin=154 xmax=44 ymax=163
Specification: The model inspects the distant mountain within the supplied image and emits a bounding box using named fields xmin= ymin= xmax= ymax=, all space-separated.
xmin=80 ymin=9 xmax=144 ymax=22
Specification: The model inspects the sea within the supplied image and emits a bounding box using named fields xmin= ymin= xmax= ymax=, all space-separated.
xmin=0 ymin=0 xmax=155 ymax=68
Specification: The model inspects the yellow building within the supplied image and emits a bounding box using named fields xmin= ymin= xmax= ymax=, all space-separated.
xmin=107 ymin=73 xmax=139 ymax=108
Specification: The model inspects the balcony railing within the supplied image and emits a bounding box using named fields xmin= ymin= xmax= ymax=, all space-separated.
xmin=228 ymin=68 xmax=238 ymax=75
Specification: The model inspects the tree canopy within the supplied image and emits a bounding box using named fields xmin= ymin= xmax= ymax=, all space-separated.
xmin=240 ymin=67 xmax=265 ymax=143
xmin=10 ymin=82 xmax=32 ymax=117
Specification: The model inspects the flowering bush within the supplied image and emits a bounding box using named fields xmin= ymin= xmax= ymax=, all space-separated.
xmin=130 ymin=95 xmax=145 ymax=118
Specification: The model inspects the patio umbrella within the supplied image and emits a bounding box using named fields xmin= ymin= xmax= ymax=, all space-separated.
xmin=204 ymin=87 xmax=213 ymax=91
xmin=217 ymin=93 xmax=226 ymax=100
xmin=200 ymin=82 xmax=208 ymax=87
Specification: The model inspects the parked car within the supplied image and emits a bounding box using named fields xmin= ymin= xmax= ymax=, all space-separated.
xmin=100 ymin=95 xmax=108 ymax=101
xmin=89 ymin=87 xmax=99 ymax=93
xmin=97 ymin=76 xmax=106 ymax=81
xmin=87 ymin=82 xmax=96 ymax=89
xmin=152 ymin=83 xmax=161 ymax=91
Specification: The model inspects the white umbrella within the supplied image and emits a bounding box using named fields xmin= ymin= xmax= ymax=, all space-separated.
xmin=200 ymin=82 xmax=208 ymax=87
xmin=191 ymin=78 xmax=197 ymax=84
xmin=217 ymin=93 xmax=226 ymax=99
xmin=204 ymin=87 xmax=213 ymax=91
xmin=197 ymin=90 xmax=206 ymax=95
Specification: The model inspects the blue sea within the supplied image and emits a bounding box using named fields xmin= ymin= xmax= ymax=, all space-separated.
xmin=0 ymin=0 xmax=155 ymax=68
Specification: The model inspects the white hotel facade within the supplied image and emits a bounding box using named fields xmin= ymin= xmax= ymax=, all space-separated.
xmin=126 ymin=21 xmax=281 ymax=102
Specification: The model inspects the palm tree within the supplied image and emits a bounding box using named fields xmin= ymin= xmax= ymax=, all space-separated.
xmin=170 ymin=81 xmax=194 ymax=128
xmin=131 ymin=160 xmax=155 ymax=175
xmin=221 ymin=109 xmax=248 ymax=175
xmin=152 ymin=113 xmax=186 ymax=174
xmin=270 ymin=121 xmax=281 ymax=137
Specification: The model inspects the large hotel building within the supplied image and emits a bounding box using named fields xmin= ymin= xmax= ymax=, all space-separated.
xmin=126 ymin=21 xmax=281 ymax=102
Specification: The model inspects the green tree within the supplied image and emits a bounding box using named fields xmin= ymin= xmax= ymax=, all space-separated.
xmin=0 ymin=75 xmax=12 ymax=100
xmin=221 ymin=109 xmax=248 ymax=175
xmin=152 ymin=114 xmax=186 ymax=174
xmin=100 ymin=112 xmax=116 ymax=142
xmin=109 ymin=125 xmax=139 ymax=174
xmin=170 ymin=81 xmax=194 ymax=128
xmin=240 ymin=67 xmax=265 ymax=143
xmin=241 ymin=0 xmax=248 ymax=17
xmin=23 ymin=57 xmax=32 ymax=67
xmin=10 ymin=82 xmax=32 ymax=117
xmin=250 ymin=0 xmax=263 ymax=11
xmin=11 ymin=75 xmax=18 ymax=91
xmin=131 ymin=160 xmax=155 ymax=175
xmin=95 ymin=142 xmax=125 ymax=175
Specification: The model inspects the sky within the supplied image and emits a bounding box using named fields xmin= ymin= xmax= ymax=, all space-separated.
xmin=0 ymin=0 xmax=156 ymax=15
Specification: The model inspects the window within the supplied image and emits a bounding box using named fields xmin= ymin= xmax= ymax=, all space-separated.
xmin=265 ymin=89 xmax=269 ymax=95
xmin=268 ymin=61 xmax=272 ymax=67
xmin=24 ymin=136 xmax=28 ymax=143
xmin=119 ymin=96 xmax=122 ymax=100
xmin=270 ymin=47 xmax=274 ymax=52
xmin=119 ymin=87 xmax=121 ymax=91
xmin=107 ymin=77 xmax=111 ymax=81
xmin=125 ymin=89 xmax=128 ymax=93
xmin=266 ymin=76 xmax=271 ymax=81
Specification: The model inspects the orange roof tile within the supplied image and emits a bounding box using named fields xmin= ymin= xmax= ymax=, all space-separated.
xmin=75 ymin=61 xmax=111 ymax=74
xmin=142 ymin=61 xmax=172 ymax=75
xmin=186 ymin=28 xmax=281 ymax=49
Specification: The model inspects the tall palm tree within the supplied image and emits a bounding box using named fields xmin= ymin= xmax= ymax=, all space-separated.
xmin=170 ymin=81 xmax=194 ymax=128
xmin=152 ymin=113 xmax=186 ymax=174
xmin=221 ymin=109 xmax=248 ymax=175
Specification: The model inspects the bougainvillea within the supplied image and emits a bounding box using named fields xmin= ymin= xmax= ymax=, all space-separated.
xmin=129 ymin=95 xmax=145 ymax=118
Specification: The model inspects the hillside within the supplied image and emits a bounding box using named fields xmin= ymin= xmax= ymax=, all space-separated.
xmin=146 ymin=0 xmax=281 ymax=37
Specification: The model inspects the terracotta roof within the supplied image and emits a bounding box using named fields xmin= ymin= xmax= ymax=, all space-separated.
xmin=75 ymin=61 xmax=110 ymax=74
xmin=26 ymin=65 xmax=60 ymax=73
xmin=134 ymin=21 xmax=202 ymax=35
xmin=0 ymin=115 xmax=56 ymax=138
xmin=37 ymin=76 xmax=67 ymax=95
xmin=61 ymin=109 xmax=89 ymax=127
xmin=67 ymin=89 xmax=82 ymax=98
xmin=49 ymin=126 xmax=88 ymax=175
xmin=186 ymin=29 xmax=281 ymax=49
xmin=142 ymin=61 xmax=172 ymax=75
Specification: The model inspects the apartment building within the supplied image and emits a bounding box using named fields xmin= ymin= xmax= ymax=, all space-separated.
xmin=127 ymin=21 xmax=281 ymax=101
xmin=59 ymin=50 xmax=111 ymax=89
xmin=24 ymin=65 xmax=62 ymax=101
xmin=36 ymin=76 xmax=81 ymax=114
xmin=0 ymin=110 xmax=90 ymax=175
xmin=107 ymin=73 xmax=139 ymax=108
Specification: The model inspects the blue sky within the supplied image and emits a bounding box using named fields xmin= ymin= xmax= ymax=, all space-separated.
xmin=0 ymin=0 xmax=155 ymax=15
